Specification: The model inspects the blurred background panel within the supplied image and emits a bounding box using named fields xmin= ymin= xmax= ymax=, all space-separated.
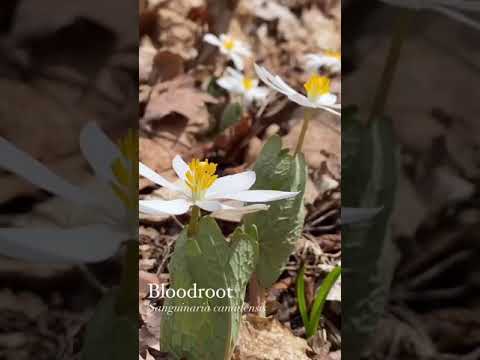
xmin=0 ymin=1 xmax=137 ymax=359
xmin=342 ymin=1 xmax=480 ymax=359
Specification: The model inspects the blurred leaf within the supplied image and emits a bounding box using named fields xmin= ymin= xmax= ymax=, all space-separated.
xmin=306 ymin=266 xmax=342 ymax=338
xmin=244 ymin=135 xmax=307 ymax=288
xmin=219 ymin=103 xmax=243 ymax=132
xmin=342 ymin=106 xmax=373 ymax=206
xmin=342 ymin=114 xmax=399 ymax=358
xmin=160 ymin=216 xmax=258 ymax=360
xmin=81 ymin=292 xmax=137 ymax=360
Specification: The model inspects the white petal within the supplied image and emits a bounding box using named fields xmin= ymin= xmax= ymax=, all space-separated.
xmin=218 ymin=203 xmax=269 ymax=213
xmin=197 ymin=200 xmax=223 ymax=212
xmin=255 ymin=65 xmax=285 ymax=93
xmin=316 ymin=93 xmax=338 ymax=106
xmin=172 ymin=155 xmax=189 ymax=181
xmin=139 ymin=199 xmax=190 ymax=215
xmin=305 ymin=54 xmax=332 ymax=66
xmin=330 ymin=62 xmax=341 ymax=73
xmin=230 ymin=53 xmax=245 ymax=70
xmin=80 ymin=122 xmax=123 ymax=184
xmin=255 ymin=64 xmax=341 ymax=116
xmin=222 ymin=190 xmax=299 ymax=202
xmin=205 ymin=171 xmax=256 ymax=199
xmin=139 ymin=162 xmax=182 ymax=192
xmin=225 ymin=66 xmax=243 ymax=79
xmin=316 ymin=104 xmax=341 ymax=116
xmin=259 ymin=66 xmax=296 ymax=96
xmin=254 ymin=64 xmax=291 ymax=95
xmin=273 ymin=75 xmax=299 ymax=96
xmin=199 ymin=200 xmax=269 ymax=215
xmin=0 ymin=225 xmax=127 ymax=264
xmin=288 ymin=92 xmax=315 ymax=108
xmin=242 ymin=92 xmax=253 ymax=106
xmin=203 ymin=33 xmax=221 ymax=47
xmin=342 ymin=207 xmax=382 ymax=225
xmin=0 ymin=138 xmax=96 ymax=206
xmin=234 ymin=44 xmax=252 ymax=57
xmin=249 ymin=87 xmax=270 ymax=101
xmin=217 ymin=76 xmax=242 ymax=93
xmin=304 ymin=54 xmax=322 ymax=64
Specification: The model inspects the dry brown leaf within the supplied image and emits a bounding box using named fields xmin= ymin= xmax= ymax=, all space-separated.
xmin=151 ymin=51 xmax=185 ymax=83
xmin=240 ymin=0 xmax=295 ymax=22
xmin=140 ymin=84 xmax=152 ymax=105
xmin=139 ymin=37 xmax=157 ymax=83
xmin=234 ymin=315 xmax=311 ymax=360
xmin=139 ymin=298 xmax=162 ymax=353
xmin=305 ymin=177 xmax=320 ymax=206
xmin=301 ymin=7 xmax=340 ymax=51
xmin=143 ymin=75 xmax=216 ymax=134
xmin=156 ymin=2 xmax=204 ymax=61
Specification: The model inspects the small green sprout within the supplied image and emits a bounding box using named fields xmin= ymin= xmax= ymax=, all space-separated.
xmin=296 ymin=264 xmax=341 ymax=338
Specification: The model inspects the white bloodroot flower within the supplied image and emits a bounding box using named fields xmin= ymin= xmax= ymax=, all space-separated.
xmin=203 ymin=33 xmax=252 ymax=70
xmin=254 ymin=64 xmax=341 ymax=115
xmin=304 ymin=50 xmax=341 ymax=75
xmin=217 ymin=67 xmax=269 ymax=107
xmin=0 ymin=123 xmax=137 ymax=263
xmin=380 ymin=0 xmax=480 ymax=31
xmin=139 ymin=156 xmax=299 ymax=216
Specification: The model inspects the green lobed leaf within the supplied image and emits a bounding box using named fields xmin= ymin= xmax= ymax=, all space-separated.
xmin=243 ymin=135 xmax=307 ymax=288
xmin=160 ymin=216 xmax=258 ymax=360
xmin=81 ymin=291 xmax=137 ymax=360
xmin=219 ymin=102 xmax=243 ymax=132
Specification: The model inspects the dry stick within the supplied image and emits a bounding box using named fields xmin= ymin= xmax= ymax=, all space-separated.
xmin=368 ymin=8 xmax=414 ymax=123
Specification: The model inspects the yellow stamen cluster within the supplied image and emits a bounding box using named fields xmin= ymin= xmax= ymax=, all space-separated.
xmin=186 ymin=159 xmax=218 ymax=200
xmin=223 ymin=38 xmax=236 ymax=51
xmin=304 ymin=75 xmax=331 ymax=101
xmin=242 ymin=77 xmax=254 ymax=91
xmin=111 ymin=129 xmax=138 ymax=211
xmin=324 ymin=50 xmax=341 ymax=59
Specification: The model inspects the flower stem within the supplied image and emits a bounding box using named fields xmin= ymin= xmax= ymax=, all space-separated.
xmin=294 ymin=108 xmax=314 ymax=156
xmin=368 ymin=8 xmax=414 ymax=123
xmin=188 ymin=205 xmax=201 ymax=237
